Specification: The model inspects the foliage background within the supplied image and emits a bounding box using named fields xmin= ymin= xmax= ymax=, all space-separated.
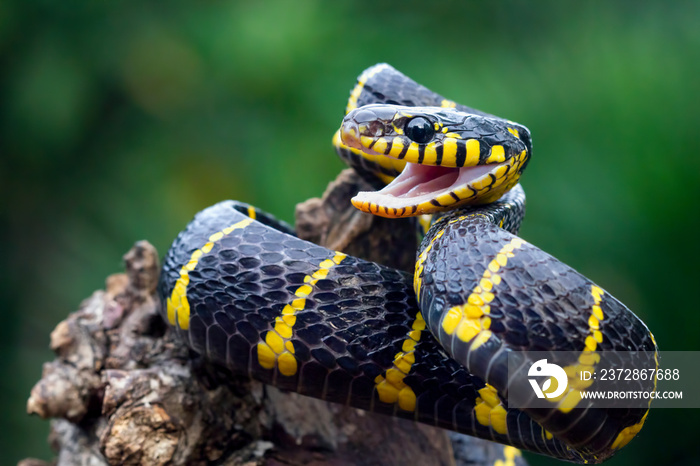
xmin=2 ymin=1 xmax=698 ymax=464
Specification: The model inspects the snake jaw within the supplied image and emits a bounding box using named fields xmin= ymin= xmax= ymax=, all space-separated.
xmin=350 ymin=159 xmax=514 ymax=218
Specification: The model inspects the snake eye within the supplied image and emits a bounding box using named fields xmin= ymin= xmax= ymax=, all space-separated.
xmin=405 ymin=117 xmax=435 ymax=144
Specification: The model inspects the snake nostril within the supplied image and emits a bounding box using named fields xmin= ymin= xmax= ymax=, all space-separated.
xmin=340 ymin=120 xmax=360 ymax=143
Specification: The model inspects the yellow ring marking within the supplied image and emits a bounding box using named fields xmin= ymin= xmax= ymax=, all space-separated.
xmin=257 ymin=252 xmax=347 ymax=376
xmin=465 ymin=139 xmax=480 ymax=166
xmin=372 ymin=137 xmax=389 ymax=154
xmin=440 ymin=99 xmax=457 ymax=108
xmin=246 ymin=205 xmax=256 ymax=219
xmin=167 ymin=217 xmax=254 ymax=330
xmin=611 ymin=332 xmax=658 ymax=449
xmin=485 ymin=145 xmax=506 ymax=164
xmin=494 ymin=164 xmax=508 ymax=180
xmin=374 ymin=312 xmax=426 ymax=411
xmin=441 ymin=138 xmax=459 ymax=166
xmin=473 ymin=383 xmax=508 ymax=435
xmin=423 ymin=142 xmax=438 ymax=165
xmin=404 ymin=142 xmax=420 ymax=162
xmin=388 ymin=136 xmax=405 ymax=159
xmin=612 ymin=411 xmax=648 ymax=450
xmin=414 ymin=228 xmax=446 ymax=300
xmin=415 ymin=212 xmax=495 ymax=296
xmin=441 ymin=237 xmax=526 ymax=350
xmin=555 ymin=285 xmax=607 ymax=412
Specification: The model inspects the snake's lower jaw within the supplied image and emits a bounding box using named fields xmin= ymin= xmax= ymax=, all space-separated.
xmin=351 ymin=160 xmax=513 ymax=218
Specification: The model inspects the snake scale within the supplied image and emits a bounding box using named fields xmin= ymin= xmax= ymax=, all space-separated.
xmin=158 ymin=64 xmax=657 ymax=463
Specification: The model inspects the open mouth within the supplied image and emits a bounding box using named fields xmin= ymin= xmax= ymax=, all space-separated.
xmin=351 ymin=161 xmax=508 ymax=216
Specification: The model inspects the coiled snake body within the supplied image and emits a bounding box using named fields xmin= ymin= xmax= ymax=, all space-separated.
xmin=159 ymin=64 xmax=656 ymax=463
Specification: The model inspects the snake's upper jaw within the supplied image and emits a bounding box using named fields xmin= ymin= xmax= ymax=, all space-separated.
xmin=351 ymin=160 xmax=514 ymax=218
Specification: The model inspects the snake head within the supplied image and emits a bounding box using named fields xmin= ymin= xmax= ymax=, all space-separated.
xmin=339 ymin=104 xmax=532 ymax=218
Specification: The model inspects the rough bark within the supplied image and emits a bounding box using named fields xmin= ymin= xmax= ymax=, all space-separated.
xmin=23 ymin=169 xmax=526 ymax=466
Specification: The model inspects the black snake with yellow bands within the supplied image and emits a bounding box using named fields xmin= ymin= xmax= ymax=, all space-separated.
xmin=158 ymin=64 xmax=657 ymax=463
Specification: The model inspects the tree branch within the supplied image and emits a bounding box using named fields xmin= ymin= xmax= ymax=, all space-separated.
xmin=23 ymin=169 xmax=526 ymax=466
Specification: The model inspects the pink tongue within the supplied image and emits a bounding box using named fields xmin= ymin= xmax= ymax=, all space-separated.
xmin=379 ymin=163 xmax=494 ymax=199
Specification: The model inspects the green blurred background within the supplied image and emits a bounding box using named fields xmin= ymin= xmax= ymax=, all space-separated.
xmin=2 ymin=1 xmax=699 ymax=464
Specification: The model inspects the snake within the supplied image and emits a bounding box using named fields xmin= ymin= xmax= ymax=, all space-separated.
xmin=158 ymin=63 xmax=657 ymax=463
